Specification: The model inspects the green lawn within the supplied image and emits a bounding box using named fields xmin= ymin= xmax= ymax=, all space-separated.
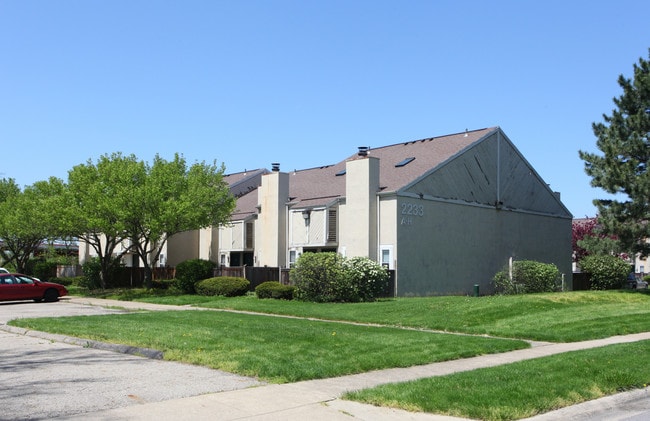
xmin=9 ymin=309 xmax=526 ymax=383
xmin=345 ymin=340 xmax=650 ymax=420
xmin=121 ymin=289 xmax=650 ymax=342
xmin=11 ymin=289 xmax=650 ymax=419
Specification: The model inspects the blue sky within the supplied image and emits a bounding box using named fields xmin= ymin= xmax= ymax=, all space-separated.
xmin=1 ymin=1 xmax=648 ymax=218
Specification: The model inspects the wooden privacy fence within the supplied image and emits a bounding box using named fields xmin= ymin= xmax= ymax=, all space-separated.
xmin=110 ymin=267 xmax=177 ymax=287
xmin=215 ymin=266 xmax=290 ymax=291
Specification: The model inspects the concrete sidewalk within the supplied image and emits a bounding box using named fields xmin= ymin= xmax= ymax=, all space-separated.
xmin=55 ymin=297 xmax=650 ymax=420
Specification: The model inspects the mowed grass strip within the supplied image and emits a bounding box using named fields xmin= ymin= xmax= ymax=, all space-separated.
xmin=9 ymin=310 xmax=527 ymax=383
xmin=345 ymin=340 xmax=650 ymax=421
xmin=129 ymin=290 xmax=650 ymax=342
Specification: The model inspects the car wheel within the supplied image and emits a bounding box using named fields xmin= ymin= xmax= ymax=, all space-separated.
xmin=43 ymin=289 xmax=59 ymax=302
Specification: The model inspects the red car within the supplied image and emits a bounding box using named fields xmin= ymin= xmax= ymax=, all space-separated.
xmin=0 ymin=273 xmax=68 ymax=303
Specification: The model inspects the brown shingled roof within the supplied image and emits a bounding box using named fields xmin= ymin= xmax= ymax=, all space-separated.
xmin=229 ymin=127 xmax=497 ymax=218
xmin=288 ymin=127 xmax=496 ymax=207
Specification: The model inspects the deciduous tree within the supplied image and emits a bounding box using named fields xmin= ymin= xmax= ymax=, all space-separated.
xmin=127 ymin=154 xmax=235 ymax=287
xmin=0 ymin=177 xmax=67 ymax=272
xmin=66 ymin=153 xmax=145 ymax=288
xmin=67 ymin=152 xmax=235 ymax=289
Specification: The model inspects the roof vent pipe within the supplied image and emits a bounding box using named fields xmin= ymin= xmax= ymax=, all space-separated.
xmin=271 ymin=163 xmax=280 ymax=172
xmin=358 ymin=146 xmax=369 ymax=157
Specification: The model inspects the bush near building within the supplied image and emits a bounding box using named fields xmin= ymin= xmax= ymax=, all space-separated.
xmin=291 ymin=252 xmax=389 ymax=303
xmin=493 ymin=260 xmax=561 ymax=294
xmin=195 ymin=276 xmax=250 ymax=297
xmin=579 ymin=254 xmax=630 ymax=290
xmin=175 ymin=258 xmax=216 ymax=293
xmin=255 ymin=281 xmax=295 ymax=300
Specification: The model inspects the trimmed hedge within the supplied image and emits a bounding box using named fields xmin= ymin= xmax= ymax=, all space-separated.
xmin=255 ymin=281 xmax=295 ymax=300
xmin=195 ymin=276 xmax=250 ymax=297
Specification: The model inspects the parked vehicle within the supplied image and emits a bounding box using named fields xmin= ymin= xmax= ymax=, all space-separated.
xmin=0 ymin=273 xmax=68 ymax=302
xmin=0 ymin=268 xmax=9 ymax=274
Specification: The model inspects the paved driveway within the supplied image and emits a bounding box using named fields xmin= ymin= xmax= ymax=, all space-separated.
xmin=0 ymin=299 xmax=263 ymax=420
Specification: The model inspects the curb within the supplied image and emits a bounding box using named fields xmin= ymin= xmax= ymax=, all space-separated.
xmin=0 ymin=323 xmax=164 ymax=359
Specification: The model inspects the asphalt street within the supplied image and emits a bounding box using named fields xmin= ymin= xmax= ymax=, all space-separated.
xmin=0 ymin=299 xmax=263 ymax=420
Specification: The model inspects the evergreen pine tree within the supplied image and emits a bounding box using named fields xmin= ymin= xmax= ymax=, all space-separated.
xmin=579 ymin=50 xmax=650 ymax=256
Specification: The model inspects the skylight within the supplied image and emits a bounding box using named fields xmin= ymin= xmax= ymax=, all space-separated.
xmin=335 ymin=169 xmax=346 ymax=176
xmin=395 ymin=157 xmax=415 ymax=167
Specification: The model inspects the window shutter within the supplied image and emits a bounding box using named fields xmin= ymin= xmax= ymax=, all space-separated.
xmin=246 ymin=222 xmax=254 ymax=249
xmin=327 ymin=209 xmax=337 ymax=242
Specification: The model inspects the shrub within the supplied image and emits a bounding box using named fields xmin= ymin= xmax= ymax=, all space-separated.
xmin=255 ymin=281 xmax=295 ymax=300
xmin=291 ymin=253 xmax=388 ymax=302
xmin=343 ymin=256 xmax=389 ymax=302
xmin=151 ymin=278 xmax=176 ymax=290
xmin=195 ymin=277 xmax=250 ymax=297
xmin=175 ymin=259 xmax=216 ymax=293
xmin=33 ymin=260 xmax=58 ymax=281
xmin=80 ymin=257 xmax=122 ymax=289
xmin=493 ymin=260 xmax=560 ymax=294
xmin=80 ymin=257 xmax=103 ymax=289
xmin=579 ymin=254 xmax=630 ymax=290
xmin=291 ymin=252 xmax=346 ymax=302
xmin=48 ymin=277 xmax=82 ymax=286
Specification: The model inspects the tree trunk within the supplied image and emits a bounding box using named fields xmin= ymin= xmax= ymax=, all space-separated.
xmin=143 ymin=264 xmax=153 ymax=289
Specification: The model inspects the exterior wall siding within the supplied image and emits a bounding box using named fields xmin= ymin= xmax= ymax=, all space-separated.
xmin=198 ymin=227 xmax=219 ymax=263
xmin=378 ymin=197 xmax=398 ymax=269
xmin=339 ymin=156 xmax=379 ymax=260
xmin=395 ymin=197 xmax=572 ymax=296
xmin=231 ymin=222 xmax=244 ymax=250
xmin=166 ymin=230 xmax=200 ymax=267
xmin=290 ymin=210 xmax=308 ymax=245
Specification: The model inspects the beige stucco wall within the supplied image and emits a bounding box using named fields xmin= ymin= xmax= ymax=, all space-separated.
xmin=339 ymin=156 xmax=379 ymax=260
xmin=198 ymin=227 xmax=219 ymax=263
xmin=378 ymin=197 xmax=398 ymax=268
xmin=166 ymin=230 xmax=199 ymax=267
xmin=256 ymin=171 xmax=288 ymax=267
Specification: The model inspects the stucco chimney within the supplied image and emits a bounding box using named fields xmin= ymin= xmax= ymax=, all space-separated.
xmin=257 ymin=167 xmax=288 ymax=267
xmin=340 ymin=154 xmax=379 ymax=260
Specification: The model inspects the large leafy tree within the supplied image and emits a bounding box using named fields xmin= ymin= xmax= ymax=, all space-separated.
xmin=66 ymin=153 xmax=146 ymax=288
xmin=67 ymin=152 xmax=235 ymax=289
xmin=579 ymin=50 xmax=650 ymax=257
xmin=0 ymin=177 xmax=67 ymax=272
xmin=126 ymin=154 xmax=235 ymax=287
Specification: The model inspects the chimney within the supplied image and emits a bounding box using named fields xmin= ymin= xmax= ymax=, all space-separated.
xmin=340 ymin=153 xmax=379 ymax=260
xmin=358 ymin=146 xmax=369 ymax=157
xmin=271 ymin=163 xmax=280 ymax=172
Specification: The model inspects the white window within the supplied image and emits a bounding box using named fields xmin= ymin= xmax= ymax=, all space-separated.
xmin=380 ymin=245 xmax=393 ymax=269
